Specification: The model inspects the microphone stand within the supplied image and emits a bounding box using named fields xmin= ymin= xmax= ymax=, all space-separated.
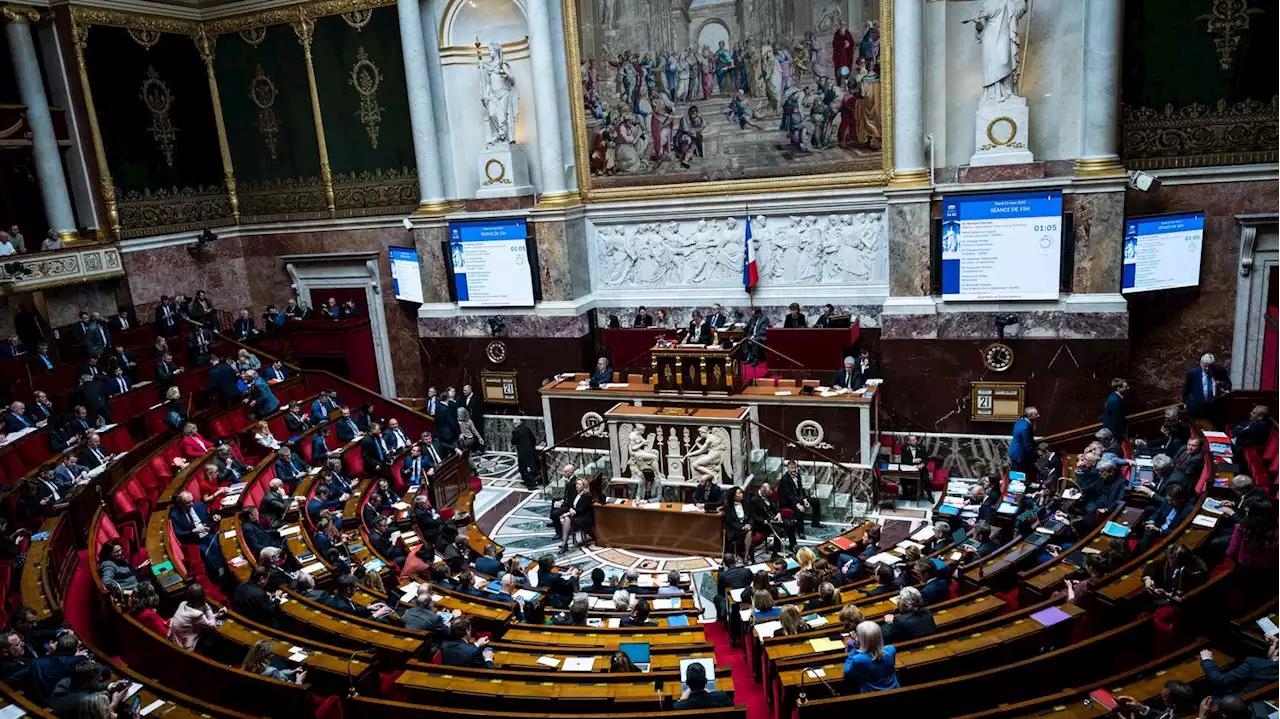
xmin=796 ymin=662 xmax=841 ymax=707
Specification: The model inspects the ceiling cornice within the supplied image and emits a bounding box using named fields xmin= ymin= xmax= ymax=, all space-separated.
xmin=47 ymin=0 xmax=377 ymax=25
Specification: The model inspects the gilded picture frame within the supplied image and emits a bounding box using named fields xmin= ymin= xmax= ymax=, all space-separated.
xmin=560 ymin=0 xmax=897 ymax=203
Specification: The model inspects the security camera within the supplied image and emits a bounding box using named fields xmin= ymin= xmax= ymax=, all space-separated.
xmin=402 ymin=218 xmax=414 ymax=231
xmin=187 ymin=228 xmax=218 ymax=255
xmin=994 ymin=313 xmax=1019 ymax=339
xmin=1127 ymin=170 xmax=1162 ymax=193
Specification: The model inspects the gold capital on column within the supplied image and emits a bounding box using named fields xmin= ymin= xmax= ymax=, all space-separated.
xmin=195 ymin=29 xmax=239 ymax=221
xmin=1 ymin=5 xmax=40 ymax=23
xmin=294 ymin=10 xmax=335 ymax=215
xmin=70 ymin=19 xmax=119 ymax=240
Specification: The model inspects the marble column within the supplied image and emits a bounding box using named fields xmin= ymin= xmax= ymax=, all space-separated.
xmin=1075 ymin=0 xmax=1124 ymax=177
xmin=525 ymin=0 xmax=574 ymax=207
xmin=889 ymin=0 xmax=928 ymax=187
xmin=420 ymin=2 xmax=457 ymax=199
xmin=398 ymin=0 xmax=457 ymax=215
xmin=5 ymin=9 xmax=78 ymax=241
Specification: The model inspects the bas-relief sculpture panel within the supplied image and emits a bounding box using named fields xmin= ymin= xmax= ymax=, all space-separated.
xmin=572 ymin=0 xmax=886 ymax=191
xmin=589 ymin=210 xmax=887 ymax=290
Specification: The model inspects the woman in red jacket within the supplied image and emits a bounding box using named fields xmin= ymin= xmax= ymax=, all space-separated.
xmin=179 ymin=422 xmax=213 ymax=459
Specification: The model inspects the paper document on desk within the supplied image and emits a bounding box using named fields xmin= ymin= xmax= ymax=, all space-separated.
xmin=537 ymin=656 xmax=560 ymax=668
xmin=561 ymin=657 xmax=595 ymax=672
xmin=754 ymin=620 xmax=782 ymax=638
xmin=911 ymin=526 xmax=936 ymax=542
xmin=865 ymin=552 xmax=901 ymax=566
xmin=392 ymin=502 xmax=409 ymax=510
xmin=1062 ymin=488 xmax=1082 ymax=501
xmin=808 ymin=637 xmax=844 ymax=652
xmin=607 ymin=618 xmax=621 ymax=628
xmin=140 ymin=699 xmax=167 ymax=716
xmin=739 ymin=607 xmax=753 ymax=622
xmin=1191 ymin=514 xmax=1218 ymax=529
xmin=279 ymin=525 xmax=302 ymax=536
xmin=729 ymin=587 xmax=747 ymax=603
xmin=780 ymin=580 xmax=800 ymax=596
xmin=804 ymin=614 xmax=829 ymax=627
xmin=301 ymin=562 xmax=324 ymax=574
xmin=653 ymin=598 xmax=680 ymax=610
xmin=898 ymin=540 xmax=924 ymax=552
xmin=0 ymin=705 xmax=28 ymax=719
xmin=680 ymin=503 xmax=701 ymax=512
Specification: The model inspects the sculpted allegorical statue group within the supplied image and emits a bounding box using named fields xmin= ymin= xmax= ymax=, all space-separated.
xmin=595 ymin=212 xmax=885 ymax=289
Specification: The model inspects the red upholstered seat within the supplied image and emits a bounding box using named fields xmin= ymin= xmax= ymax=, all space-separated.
xmin=313 ymin=695 xmax=343 ymax=719
xmin=343 ymin=449 xmax=364 ymax=477
xmin=469 ymin=476 xmax=483 ymax=493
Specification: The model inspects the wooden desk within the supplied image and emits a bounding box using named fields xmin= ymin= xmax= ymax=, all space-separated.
xmin=501 ymin=625 xmax=706 ymax=649
xmin=594 ymin=501 xmax=724 ymax=557
xmin=349 ymin=695 xmax=747 ymax=719
xmin=1019 ymin=505 xmax=1143 ymax=599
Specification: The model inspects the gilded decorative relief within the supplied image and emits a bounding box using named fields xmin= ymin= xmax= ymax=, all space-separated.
xmin=349 ymin=47 xmax=385 ymax=149
xmin=239 ymin=27 xmax=267 ymax=47
xmin=1122 ymin=96 xmax=1278 ymax=169
xmin=1196 ymin=0 xmax=1264 ymax=71
xmin=341 ymin=9 xmax=374 ymax=31
xmin=141 ymin=67 xmax=179 ymax=169
xmin=127 ymin=28 xmax=161 ymax=49
xmin=118 ymin=185 xmax=233 ymax=238
xmin=249 ymin=64 xmax=281 ymax=160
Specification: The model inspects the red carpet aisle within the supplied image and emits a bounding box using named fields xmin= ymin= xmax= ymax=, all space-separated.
xmin=705 ymin=620 xmax=770 ymax=719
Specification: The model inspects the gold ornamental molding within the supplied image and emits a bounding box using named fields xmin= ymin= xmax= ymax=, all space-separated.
xmin=1 ymin=5 xmax=41 ymax=23
xmin=1122 ymin=96 xmax=1278 ymax=170
xmin=68 ymin=0 xmax=394 ymax=36
xmin=1196 ymin=0 xmax=1264 ymax=71
xmin=69 ymin=6 xmax=201 ymax=35
xmin=559 ymin=0 xmax=896 ymax=204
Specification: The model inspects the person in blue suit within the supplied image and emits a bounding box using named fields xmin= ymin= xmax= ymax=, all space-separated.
xmin=335 ymin=407 xmax=361 ymax=443
xmin=4 ymin=403 xmax=34 ymax=433
xmin=168 ymin=491 xmax=225 ymax=577
xmin=245 ymin=371 xmax=278 ymax=417
xmin=263 ymin=360 xmax=288 ymax=383
xmin=1182 ymin=352 xmax=1231 ymax=424
xmin=1007 ymin=406 xmax=1039 ymax=478
xmin=274 ymin=447 xmax=308 ymax=490
xmin=1099 ymin=378 xmax=1129 ymax=439
xmin=1139 ymin=483 xmax=1193 ymax=551
xmin=310 ymin=420 xmax=332 ymax=467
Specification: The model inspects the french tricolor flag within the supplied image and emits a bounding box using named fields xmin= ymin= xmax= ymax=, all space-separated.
xmin=743 ymin=215 xmax=758 ymax=291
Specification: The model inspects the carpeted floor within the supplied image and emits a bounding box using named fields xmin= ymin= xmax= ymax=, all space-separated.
xmin=705 ymin=620 xmax=770 ymax=719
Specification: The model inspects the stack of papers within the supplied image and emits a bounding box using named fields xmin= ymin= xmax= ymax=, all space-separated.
xmin=1191 ymin=514 xmax=1219 ymax=529
xmin=808 ymin=637 xmax=844 ymax=652
xmin=754 ymin=620 xmax=782 ymax=638
xmin=1100 ymin=521 xmax=1131 ymax=538
xmin=865 ymin=552 xmax=901 ymax=566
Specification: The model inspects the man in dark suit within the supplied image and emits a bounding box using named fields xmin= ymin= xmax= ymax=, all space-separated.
xmin=70 ymin=312 xmax=90 ymax=346
xmin=440 ymin=616 xmax=493 ymax=667
xmin=232 ymin=310 xmax=258 ymax=341
xmin=420 ymin=430 xmax=452 ymax=468
xmin=1139 ymin=483 xmax=1193 ymax=551
xmin=412 ymin=495 xmax=443 ymax=545
xmin=28 ymin=342 xmax=55 ymax=373
xmin=77 ymin=356 xmax=104 ymax=380
xmin=263 ymin=360 xmax=288 ymax=383
xmin=53 ymin=453 xmax=89 ymax=488
xmin=309 ymin=423 xmax=331 ymax=467
xmin=1078 ymin=460 xmax=1125 ymax=529
xmin=360 ymin=423 xmax=391 ymax=479
xmin=368 ymin=515 xmax=406 ymax=566
xmin=714 ymin=554 xmax=752 ymax=618
xmin=1171 ymin=437 xmax=1206 ymax=482
xmin=1099 ymin=378 xmax=1129 ymax=439
xmin=706 ymin=304 xmax=730 ymax=330
xmin=403 ymin=587 xmax=449 ymax=640
xmin=1007 ymin=406 xmax=1039 ymax=479
xmin=186 ymin=325 xmax=214 ymax=366
xmin=853 ymin=347 xmax=879 ymax=386
xmin=460 ymin=384 xmax=484 ymax=429
xmin=1232 ymin=405 xmax=1273 ymax=453
xmin=632 ymin=306 xmax=654 ymax=327
xmin=73 ymin=376 xmax=110 ymax=426
xmin=382 ymin=417 xmax=410 ymax=453
xmin=830 ymin=356 xmax=860 ymax=390
xmin=213 ymin=445 xmax=250 ymax=484
xmin=282 ymin=401 xmax=307 ymax=435
xmin=747 ymin=482 xmax=795 ymax=552
xmin=782 ymin=303 xmax=807 ymax=328
xmin=423 ymin=387 xmax=440 ymax=418
xmin=1135 ymin=453 xmax=1193 ymax=505
xmin=777 ymin=459 xmax=820 ymax=535
xmin=742 ymin=307 xmax=769 ymax=365
xmin=588 ymin=357 xmax=613 ymax=386
xmin=4 ymin=403 xmax=34 ymax=434
xmin=0 ymin=336 xmax=24 ymax=359
xmin=236 ymin=565 xmax=284 ymax=626
xmin=106 ymin=367 xmax=131 ymax=397
xmin=258 ymin=479 xmax=290 ymax=528
xmin=684 ymin=311 xmax=712 ymax=345
xmin=169 ymin=491 xmax=224 ymax=576
xmin=154 ymin=352 xmax=183 ymax=393
xmin=306 ymin=484 xmax=346 ymax=525
xmin=106 ymin=344 xmax=137 ymax=380
xmin=1182 ymin=353 xmax=1231 ymax=423
xmin=433 ymin=394 xmax=459 ymax=445
xmin=83 ymin=314 xmax=109 ymax=358
xmin=154 ymin=297 xmax=179 ymax=336
xmin=474 ymin=545 xmax=503 ymax=576
xmin=673 ymin=662 xmax=732 ymax=709
xmin=323 ymin=574 xmax=389 ymax=620
xmin=880 ymin=587 xmax=937 ymax=643
xmin=110 ymin=310 xmax=133 ymax=332
xmin=813 ymin=303 xmax=836 ymax=327
xmin=1035 ymin=442 xmax=1064 ymax=494
xmin=692 ymin=475 xmax=722 ymax=507
xmin=309 ymin=390 xmax=338 ymax=425
xmin=76 ymin=429 xmax=110 ymax=470
xmin=511 ymin=418 xmax=540 ymax=489
xmin=1199 ymin=643 xmax=1278 ymax=695
xmin=335 ymin=407 xmax=361 ymax=443
xmin=238 ymin=514 xmax=285 ymax=574
xmin=25 ymin=393 xmax=52 ymax=425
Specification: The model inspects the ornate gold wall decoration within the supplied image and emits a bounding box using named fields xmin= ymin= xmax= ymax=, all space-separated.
xmin=117 ymin=185 xmax=233 ymax=238
xmin=349 ymin=47 xmax=384 ymax=149
xmin=1196 ymin=0 xmax=1264 ymax=71
xmin=126 ymin=28 xmax=161 ymax=49
xmin=341 ymin=9 xmax=373 ymax=31
xmin=140 ymin=66 xmax=179 ymax=168
xmin=249 ymin=64 xmax=281 ymax=160
xmin=239 ymin=27 xmax=267 ymax=47
xmin=1122 ymin=96 xmax=1278 ymax=169
xmin=194 ymin=29 xmax=239 ymax=221
xmin=332 ymin=167 xmax=418 ymax=212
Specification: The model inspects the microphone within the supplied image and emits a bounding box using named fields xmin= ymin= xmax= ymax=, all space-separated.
xmin=796 ymin=663 xmax=841 ymax=707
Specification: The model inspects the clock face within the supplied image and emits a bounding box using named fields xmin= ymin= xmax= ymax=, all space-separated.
xmin=983 ymin=343 xmax=1014 ymax=372
xmin=485 ymin=340 xmax=507 ymax=364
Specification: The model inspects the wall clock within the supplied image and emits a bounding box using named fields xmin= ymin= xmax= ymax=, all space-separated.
xmin=983 ymin=342 xmax=1014 ymax=372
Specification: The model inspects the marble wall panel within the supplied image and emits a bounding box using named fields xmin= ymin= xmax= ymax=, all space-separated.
xmin=532 ymin=219 xmax=572 ymax=302
xmin=418 ymin=313 xmax=591 ymax=339
xmin=1071 ymin=190 xmax=1126 ymax=294
xmin=413 ymin=225 xmax=451 ymax=304
xmin=592 ymin=303 xmax=884 ymax=330
xmin=121 ymin=239 xmax=252 ymax=321
xmin=1123 ymin=179 xmax=1278 ymax=402
xmin=420 ymin=335 xmax=596 ymax=415
xmin=887 ymin=199 xmax=931 ymax=297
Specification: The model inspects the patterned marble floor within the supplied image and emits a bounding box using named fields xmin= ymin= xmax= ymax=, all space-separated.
xmin=471 ymin=452 xmax=929 ymax=618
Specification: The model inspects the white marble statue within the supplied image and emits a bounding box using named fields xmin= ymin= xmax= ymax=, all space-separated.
xmin=686 ymin=426 xmax=725 ymax=482
xmin=626 ymin=423 xmax=661 ymax=479
xmin=967 ymin=0 xmax=1029 ymax=102
xmin=479 ymin=42 xmax=519 ymax=147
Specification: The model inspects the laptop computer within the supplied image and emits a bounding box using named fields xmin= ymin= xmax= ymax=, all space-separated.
xmin=679 ymin=657 xmax=716 ymax=692
xmin=619 ymin=642 xmax=651 ymax=672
